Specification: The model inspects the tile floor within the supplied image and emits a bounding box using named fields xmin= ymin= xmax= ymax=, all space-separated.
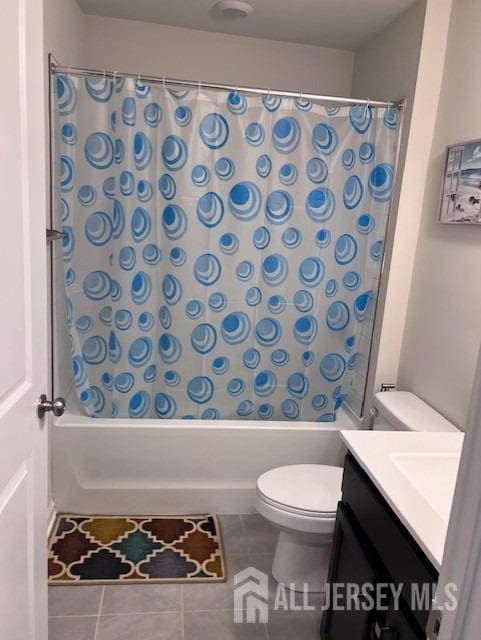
xmin=48 ymin=514 xmax=324 ymax=640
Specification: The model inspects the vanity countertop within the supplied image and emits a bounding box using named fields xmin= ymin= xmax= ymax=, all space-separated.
xmin=340 ymin=430 xmax=464 ymax=570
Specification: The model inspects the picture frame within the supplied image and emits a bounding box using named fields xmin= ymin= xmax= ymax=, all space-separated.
xmin=439 ymin=138 xmax=481 ymax=224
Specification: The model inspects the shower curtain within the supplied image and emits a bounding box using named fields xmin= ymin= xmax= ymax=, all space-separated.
xmin=54 ymin=73 xmax=398 ymax=421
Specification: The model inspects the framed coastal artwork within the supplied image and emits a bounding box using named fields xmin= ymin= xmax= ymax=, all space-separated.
xmin=439 ymin=139 xmax=481 ymax=224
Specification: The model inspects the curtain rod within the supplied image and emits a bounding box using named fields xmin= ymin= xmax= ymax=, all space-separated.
xmin=50 ymin=62 xmax=404 ymax=110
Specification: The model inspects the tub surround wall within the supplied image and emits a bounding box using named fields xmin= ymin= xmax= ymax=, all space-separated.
xmin=399 ymin=0 xmax=481 ymax=430
xmin=52 ymin=405 xmax=358 ymax=515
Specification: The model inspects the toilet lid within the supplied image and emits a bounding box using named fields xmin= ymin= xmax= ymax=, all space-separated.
xmin=257 ymin=464 xmax=343 ymax=515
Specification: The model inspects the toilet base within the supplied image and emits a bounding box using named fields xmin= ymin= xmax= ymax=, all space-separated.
xmin=272 ymin=530 xmax=331 ymax=593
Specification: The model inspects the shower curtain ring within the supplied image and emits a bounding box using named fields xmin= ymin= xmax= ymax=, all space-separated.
xmin=234 ymin=84 xmax=239 ymax=97
xmin=162 ymin=76 xmax=166 ymax=90
xmin=299 ymin=89 xmax=303 ymax=101
xmin=198 ymin=79 xmax=202 ymax=92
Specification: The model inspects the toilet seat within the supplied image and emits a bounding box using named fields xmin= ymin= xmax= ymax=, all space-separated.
xmin=258 ymin=492 xmax=337 ymax=518
xmin=255 ymin=464 xmax=343 ymax=535
xmin=257 ymin=464 xmax=343 ymax=515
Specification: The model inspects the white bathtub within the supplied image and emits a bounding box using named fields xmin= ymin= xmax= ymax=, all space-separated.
xmin=52 ymin=402 xmax=360 ymax=515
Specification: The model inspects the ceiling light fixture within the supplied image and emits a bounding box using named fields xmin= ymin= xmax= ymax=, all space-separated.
xmin=214 ymin=0 xmax=254 ymax=19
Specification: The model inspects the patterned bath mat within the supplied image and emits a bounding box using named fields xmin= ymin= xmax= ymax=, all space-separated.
xmin=48 ymin=514 xmax=226 ymax=584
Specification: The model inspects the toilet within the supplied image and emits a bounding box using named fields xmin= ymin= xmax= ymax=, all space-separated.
xmin=255 ymin=391 xmax=458 ymax=593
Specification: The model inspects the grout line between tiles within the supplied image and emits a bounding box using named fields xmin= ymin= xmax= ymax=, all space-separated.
xmin=239 ymin=514 xmax=253 ymax=555
xmin=238 ymin=514 xmax=248 ymax=538
xmin=265 ymin=618 xmax=271 ymax=640
xmin=48 ymin=614 xmax=99 ymax=619
xmin=70 ymin=609 xmax=182 ymax=617
xmin=181 ymin=607 xmax=270 ymax=613
xmin=93 ymin=586 xmax=105 ymax=640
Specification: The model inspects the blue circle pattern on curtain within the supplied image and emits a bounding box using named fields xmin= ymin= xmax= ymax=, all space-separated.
xmin=55 ymin=74 xmax=397 ymax=421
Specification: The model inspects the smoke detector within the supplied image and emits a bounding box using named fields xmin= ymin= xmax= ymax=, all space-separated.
xmin=214 ymin=1 xmax=254 ymax=19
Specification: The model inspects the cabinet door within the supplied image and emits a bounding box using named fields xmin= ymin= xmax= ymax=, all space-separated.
xmin=321 ymin=503 xmax=382 ymax=639
xmin=342 ymin=454 xmax=437 ymax=633
xmin=378 ymin=606 xmax=425 ymax=640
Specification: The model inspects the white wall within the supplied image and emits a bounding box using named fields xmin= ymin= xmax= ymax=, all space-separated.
xmin=44 ymin=2 xmax=355 ymax=95
xmin=351 ymin=0 xmax=426 ymax=104
xmin=44 ymin=0 xmax=84 ymax=64
xmin=76 ymin=15 xmax=354 ymax=95
xmin=45 ymin=0 xmax=85 ymax=403
xmin=398 ymin=0 xmax=481 ymax=429
xmin=44 ymin=0 xmax=85 ymax=517
xmin=350 ymin=0 xmax=453 ymax=417
xmin=346 ymin=0 xmax=427 ymax=416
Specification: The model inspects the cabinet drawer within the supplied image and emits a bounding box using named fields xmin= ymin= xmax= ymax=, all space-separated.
xmin=342 ymin=454 xmax=437 ymax=630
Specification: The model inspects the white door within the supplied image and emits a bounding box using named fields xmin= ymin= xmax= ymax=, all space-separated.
xmin=433 ymin=347 xmax=481 ymax=640
xmin=0 ymin=0 xmax=48 ymax=638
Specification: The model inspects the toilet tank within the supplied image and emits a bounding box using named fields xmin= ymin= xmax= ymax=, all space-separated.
xmin=373 ymin=391 xmax=458 ymax=432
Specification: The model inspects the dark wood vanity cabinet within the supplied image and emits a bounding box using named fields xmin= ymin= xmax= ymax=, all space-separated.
xmin=321 ymin=454 xmax=438 ymax=640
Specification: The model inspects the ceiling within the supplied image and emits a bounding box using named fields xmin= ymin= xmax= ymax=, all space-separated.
xmin=76 ymin=0 xmax=419 ymax=51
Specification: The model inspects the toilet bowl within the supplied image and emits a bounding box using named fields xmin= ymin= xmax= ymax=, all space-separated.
xmin=256 ymin=392 xmax=459 ymax=593
xmin=255 ymin=464 xmax=343 ymax=593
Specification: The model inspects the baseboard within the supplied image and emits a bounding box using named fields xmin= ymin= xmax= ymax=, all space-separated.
xmin=47 ymin=500 xmax=56 ymax=538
